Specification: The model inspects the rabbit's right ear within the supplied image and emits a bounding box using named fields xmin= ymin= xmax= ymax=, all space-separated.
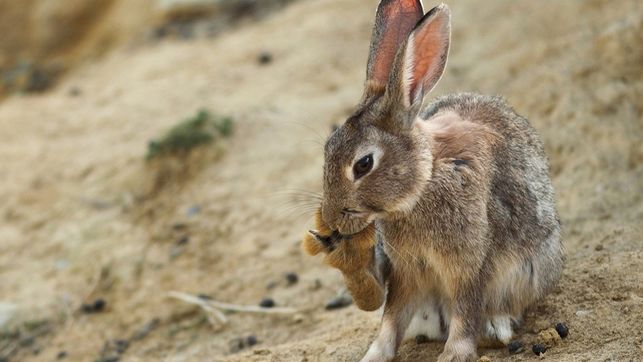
xmin=364 ymin=0 xmax=424 ymax=99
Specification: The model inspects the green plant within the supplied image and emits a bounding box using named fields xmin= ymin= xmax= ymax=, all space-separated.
xmin=146 ymin=109 xmax=234 ymax=160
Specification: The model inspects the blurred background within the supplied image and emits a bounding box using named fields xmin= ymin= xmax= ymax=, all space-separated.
xmin=0 ymin=0 xmax=641 ymax=361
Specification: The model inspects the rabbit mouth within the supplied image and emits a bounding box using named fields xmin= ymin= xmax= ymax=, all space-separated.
xmin=337 ymin=213 xmax=372 ymax=235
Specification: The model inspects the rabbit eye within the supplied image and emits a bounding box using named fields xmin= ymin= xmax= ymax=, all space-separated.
xmin=353 ymin=154 xmax=374 ymax=179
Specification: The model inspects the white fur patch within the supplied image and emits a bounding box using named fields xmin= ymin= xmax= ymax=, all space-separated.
xmin=484 ymin=315 xmax=513 ymax=344
xmin=404 ymin=298 xmax=446 ymax=341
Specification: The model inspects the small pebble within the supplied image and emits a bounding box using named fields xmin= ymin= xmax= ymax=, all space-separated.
xmin=325 ymin=294 xmax=352 ymax=310
xmin=555 ymin=322 xmax=569 ymax=339
xmin=259 ymin=298 xmax=275 ymax=308
xmin=507 ymin=340 xmax=524 ymax=354
xmin=477 ymin=356 xmax=491 ymax=362
xmin=532 ymin=343 xmax=547 ymax=356
xmin=57 ymin=351 xmax=68 ymax=359
xmin=594 ymin=244 xmax=604 ymax=251
xmin=285 ymin=272 xmax=299 ymax=285
xmin=246 ymin=335 xmax=258 ymax=346
xmin=257 ymin=51 xmax=273 ymax=65
xmin=415 ymin=334 xmax=429 ymax=344
xmin=81 ymin=298 xmax=106 ymax=313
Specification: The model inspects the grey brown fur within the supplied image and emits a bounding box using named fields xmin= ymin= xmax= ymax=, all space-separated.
xmin=312 ymin=2 xmax=563 ymax=361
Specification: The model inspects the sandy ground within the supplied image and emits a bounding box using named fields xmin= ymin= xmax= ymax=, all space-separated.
xmin=0 ymin=0 xmax=642 ymax=361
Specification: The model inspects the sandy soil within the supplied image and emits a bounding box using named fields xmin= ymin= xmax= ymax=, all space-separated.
xmin=0 ymin=0 xmax=641 ymax=361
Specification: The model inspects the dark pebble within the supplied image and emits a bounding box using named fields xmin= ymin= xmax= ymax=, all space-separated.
xmin=197 ymin=294 xmax=212 ymax=300
xmin=257 ymin=52 xmax=273 ymax=65
xmin=285 ymin=272 xmax=299 ymax=285
xmin=594 ymin=244 xmax=604 ymax=251
xmin=532 ymin=343 xmax=547 ymax=356
xmin=415 ymin=334 xmax=429 ymax=344
xmin=325 ymin=294 xmax=352 ymax=310
xmin=259 ymin=298 xmax=275 ymax=308
xmin=57 ymin=351 xmax=68 ymax=359
xmin=507 ymin=340 xmax=524 ymax=354
xmin=246 ymin=335 xmax=258 ymax=346
xmin=555 ymin=322 xmax=569 ymax=338
xmin=81 ymin=298 xmax=106 ymax=313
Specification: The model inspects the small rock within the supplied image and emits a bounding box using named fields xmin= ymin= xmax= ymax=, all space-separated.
xmin=477 ymin=356 xmax=491 ymax=362
xmin=259 ymin=298 xmax=275 ymax=308
xmin=57 ymin=351 xmax=68 ymax=359
xmin=555 ymin=322 xmax=569 ymax=339
xmin=285 ymin=272 xmax=299 ymax=285
xmin=594 ymin=244 xmax=604 ymax=251
xmin=415 ymin=334 xmax=429 ymax=344
xmin=325 ymin=294 xmax=352 ymax=310
xmin=507 ymin=340 xmax=524 ymax=354
xmin=176 ymin=235 xmax=190 ymax=245
xmin=82 ymin=298 xmax=106 ymax=313
xmin=246 ymin=335 xmax=258 ymax=346
xmin=532 ymin=343 xmax=547 ymax=356
xmin=257 ymin=51 xmax=273 ymax=65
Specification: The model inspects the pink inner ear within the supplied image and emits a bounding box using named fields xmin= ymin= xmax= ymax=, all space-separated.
xmin=407 ymin=12 xmax=450 ymax=103
xmin=368 ymin=0 xmax=424 ymax=87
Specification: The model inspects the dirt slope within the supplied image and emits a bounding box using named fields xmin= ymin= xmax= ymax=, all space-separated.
xmin=0 ymin=0 xmax=641 ymax=361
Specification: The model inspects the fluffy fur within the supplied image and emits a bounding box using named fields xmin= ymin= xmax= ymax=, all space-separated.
xmin=307 ymin=2 xmax=564 ymax=361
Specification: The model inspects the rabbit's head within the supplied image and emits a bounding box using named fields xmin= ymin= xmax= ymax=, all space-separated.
xmin=321 ymin=1 xmax=451 ymax=235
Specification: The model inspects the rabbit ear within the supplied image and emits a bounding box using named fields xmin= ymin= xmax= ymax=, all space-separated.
xmin=364 ymin=0 xmax=424 ymax=99
xmin=398 ymin=3 xmax=451 ymax=107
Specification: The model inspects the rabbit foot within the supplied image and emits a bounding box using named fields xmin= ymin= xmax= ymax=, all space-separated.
xmin=482 ymin=315 xmax=513 ymax=344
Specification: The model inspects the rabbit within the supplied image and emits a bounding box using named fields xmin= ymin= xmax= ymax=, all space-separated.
xmin=303 ymin=1 xmax=564 ymax=361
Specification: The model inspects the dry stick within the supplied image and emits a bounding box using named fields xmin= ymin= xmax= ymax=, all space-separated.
xmin=167 ymin=291 xmax=228 ymax=325
xmin=167 ymin=291 xmax=297 ymax=324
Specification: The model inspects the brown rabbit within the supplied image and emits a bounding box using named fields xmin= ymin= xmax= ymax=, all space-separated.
xmin=304 ymin=1 xmax=564 ymax=361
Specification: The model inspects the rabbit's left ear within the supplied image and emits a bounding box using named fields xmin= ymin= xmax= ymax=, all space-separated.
xmin=396 ymin=3 xmax=451 ymax=108
xmin=364 ymin=0 xmax=424 ymax=100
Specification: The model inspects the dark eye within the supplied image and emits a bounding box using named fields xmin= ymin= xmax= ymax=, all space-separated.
xmin=353 ymin=154 xmax=374 ymax=179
